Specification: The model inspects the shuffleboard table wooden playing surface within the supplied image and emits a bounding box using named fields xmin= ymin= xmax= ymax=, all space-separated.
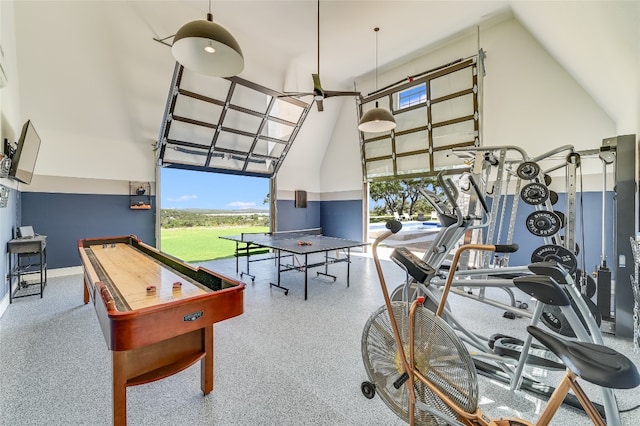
xmin=78 ymin=235 xmax=245 ymax=426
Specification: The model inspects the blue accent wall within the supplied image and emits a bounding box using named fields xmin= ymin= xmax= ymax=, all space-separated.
xmin=276 ymin=200 xmax=320 ymax=232
xmin=18 ymin=189 xmax=617 ymax=279
xmin=276 ymin=199 xmax=364 ymax=241
xmin=320 ymin=199 xmax=363 ymax=241
xmin=21 ymin=192 xmax=156 ymax=269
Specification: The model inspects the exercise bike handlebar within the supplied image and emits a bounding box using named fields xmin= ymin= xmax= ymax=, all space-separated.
xmin=371 ymin=220 xmax=403 ymax=303
xmin=494 ymin=244 xmax=519 ymax=253
xmin=436 ymin=243 xmax=519 ymax=317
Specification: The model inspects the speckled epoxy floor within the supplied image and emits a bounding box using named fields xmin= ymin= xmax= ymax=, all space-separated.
xmin=1 ymin=252 xmax=639 ymax=425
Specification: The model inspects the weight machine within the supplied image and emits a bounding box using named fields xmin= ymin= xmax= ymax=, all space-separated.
xmin=597 ymin=135 xmax=638 ymax=341
xmin=362 ymin=224 xmax=636 ymax=425
xmin=385 ymin=144 xmax=624 ymax=419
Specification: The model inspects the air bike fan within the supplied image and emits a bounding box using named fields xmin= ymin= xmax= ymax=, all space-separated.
xmin=360 ymin=220 xmax=480 ymax=425
xmin=361 ymin=301 xmax=479 ymax=425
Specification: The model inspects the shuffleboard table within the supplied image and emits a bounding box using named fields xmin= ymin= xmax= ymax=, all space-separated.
xmin=78 ymin=235 xmax=245 ymax=426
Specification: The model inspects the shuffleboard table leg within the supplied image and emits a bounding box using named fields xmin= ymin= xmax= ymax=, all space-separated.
xmin=83 ymin=277 xmax=90 ymax=304
xmin=112 ymin=351 xmax=127 ymax=426
xmin=201 ymin=325 xmax=214 ymax=395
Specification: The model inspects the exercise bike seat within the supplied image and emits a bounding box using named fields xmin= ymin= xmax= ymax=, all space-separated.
xmin=527 ymin=325 xmax=640 ymax=390
xmin=527 ymin=261 xmax=570 ymax=284
xmin=513 ymin=275 xmax=571 ymax=307
xmin=390 ymin=246 xmax=435 ymax=284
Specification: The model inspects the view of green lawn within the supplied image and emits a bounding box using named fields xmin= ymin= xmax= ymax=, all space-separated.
xmin=160 ymin=226 xmax=269 ymax=263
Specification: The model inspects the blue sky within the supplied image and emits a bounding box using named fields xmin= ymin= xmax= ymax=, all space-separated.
xmin=160 ymin=168 xmax=270 ymax=210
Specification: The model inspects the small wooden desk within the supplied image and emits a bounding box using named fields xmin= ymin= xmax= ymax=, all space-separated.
xmin=78 ymin=235 xmax=245 ymax=426
xmin=7 ymin=235 xmax=47 ymax=303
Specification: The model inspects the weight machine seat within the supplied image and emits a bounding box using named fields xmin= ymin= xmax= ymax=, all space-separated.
xmin=513 ymin=275 xmax=571 ymax=307
xmin=527 ymin=261 xmax=570 ymax=285
xmin=527 ymin=325 xmax=640 ymax=390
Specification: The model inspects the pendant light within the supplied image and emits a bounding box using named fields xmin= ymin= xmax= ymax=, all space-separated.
xmin=358 ymin=27 xmax=396 ymax=133
xmin=172 ymin=0 xmax=244 ymax=77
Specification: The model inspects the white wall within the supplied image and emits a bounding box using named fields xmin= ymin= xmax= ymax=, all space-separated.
xmin=0 ymin=0 xmax=24 ymax=317
xmin=510 ymin=1 xmax=639 ymax=137
xmin=12 ymin=1 xmax=158 ymax=184
xmin=319 ymin=16 xmax=618 ymax=197
xmin=481 ymin=19 xmax=616 ymax=160
xmin=318 ymin=97 xmax=362 ymax=197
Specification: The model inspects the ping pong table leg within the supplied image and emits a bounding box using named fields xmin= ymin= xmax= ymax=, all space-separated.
xmin=316 ymin=250 xmax=338 ymax=282
xmin=234 ymin=241 xmax=239 ymax=273
xmin=305 ymin=253 xmax=308 ymax=300
xmin=269 ymin=249 xmax=289 ymax=295
xmin=347 ymin=248 xmax=351 ymax=287
xmin=238 ymin=242 xmax=255 ymax=282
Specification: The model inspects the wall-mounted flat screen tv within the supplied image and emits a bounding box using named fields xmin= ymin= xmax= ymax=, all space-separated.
xmin=9 ymin=120 xmax=41 ymax=184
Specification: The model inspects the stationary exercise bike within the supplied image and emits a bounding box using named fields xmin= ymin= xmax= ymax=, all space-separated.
xmin=361 ymin=220 xmax=639 ymax=425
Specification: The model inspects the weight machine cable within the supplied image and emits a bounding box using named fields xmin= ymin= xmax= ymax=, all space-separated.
xmin=578 ymin=164 xmax=587 ymax=288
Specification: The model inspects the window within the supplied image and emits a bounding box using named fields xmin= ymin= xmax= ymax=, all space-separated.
xmin=358 ymin=58 xmax=480 ymax=181
xmin=398 ymin=83 xmax=427 ymax=109
xmin=156 ymin=63 xmax=312 ymax=178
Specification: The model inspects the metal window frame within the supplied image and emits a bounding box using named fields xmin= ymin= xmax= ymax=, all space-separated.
xmin=358 ymin=57 xmax=479 ymax=182
xmin=156 ymin=63 xmax=313 ymax=179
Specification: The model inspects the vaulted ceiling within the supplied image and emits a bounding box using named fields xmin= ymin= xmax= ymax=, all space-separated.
xmin=8 ymin=1 xmax=639 ymax=181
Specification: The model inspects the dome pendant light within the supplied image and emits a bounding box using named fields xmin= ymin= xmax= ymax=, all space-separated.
xmin=172 ymin=0 xmax=244 ymax=77
xmin=358 ymin=27 xmax=396 ymax=133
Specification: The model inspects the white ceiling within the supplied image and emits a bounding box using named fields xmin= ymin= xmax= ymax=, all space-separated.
xmin=9 ymin=1 xmax=639 ymax=180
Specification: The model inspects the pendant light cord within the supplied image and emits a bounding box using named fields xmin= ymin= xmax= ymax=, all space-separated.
xmin=374 ymin=27 xmax=379 ymax=91
xmin=206 ymin=0 xmax=213 ymax=21
xmin=374 ymin=27 xmax=380 ymax=107
xmin=317 ymin=0 xmax=320 ymax=75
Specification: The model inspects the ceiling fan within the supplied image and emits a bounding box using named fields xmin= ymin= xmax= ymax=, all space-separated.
xmin=281 ymin=0 xmax=361 ymax=112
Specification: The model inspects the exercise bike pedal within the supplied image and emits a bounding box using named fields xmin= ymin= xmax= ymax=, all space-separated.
xmin=492 ymin=336 xmax=565 ymax=370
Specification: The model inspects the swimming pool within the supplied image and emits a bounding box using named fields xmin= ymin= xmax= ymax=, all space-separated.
xmin=369 ymin=221 xmax=441 ymax=232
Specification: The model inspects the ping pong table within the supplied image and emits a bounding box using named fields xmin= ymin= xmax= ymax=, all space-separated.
xmin=220 ymin=229 xmax=367 ymax=300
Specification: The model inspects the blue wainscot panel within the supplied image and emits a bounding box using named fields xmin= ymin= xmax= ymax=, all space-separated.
xmin=21 ymin=192 xmax=156 ymax=269
xmin=320 ymin=199 xmax=363 ymax=241
xmin=276 ymin=199 xmax=321 ymax=232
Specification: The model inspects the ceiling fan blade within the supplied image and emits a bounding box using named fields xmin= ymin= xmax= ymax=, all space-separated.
xmin=312 ymin=73 xmax=322 ymax=91
xmin=311 ymin=73 xmax=325 ymax=99
xmin=323 ymin=90 xmax=362 ymax=98
xmin=315 ymin=98 xmax=324 ymax=112
xmin=278 ymin=92 xmax=315 ymax=98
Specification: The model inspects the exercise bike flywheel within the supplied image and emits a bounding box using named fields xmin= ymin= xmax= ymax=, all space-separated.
xmin=361 ymin=301 xmax=479 ymax=425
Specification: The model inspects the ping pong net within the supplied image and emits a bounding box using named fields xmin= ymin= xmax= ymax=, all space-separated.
xmin=240 ymin=228 xmax=322 ymax=244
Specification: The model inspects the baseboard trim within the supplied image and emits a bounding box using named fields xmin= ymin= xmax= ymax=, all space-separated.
xmin=48 ymin=266 xmax=83 ymax=278
xmin=0 ymin=292 xmax=9 ymax=319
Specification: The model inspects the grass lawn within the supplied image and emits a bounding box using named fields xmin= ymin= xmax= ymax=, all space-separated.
xmin=160 ymin=226 xmax=269 ymax=263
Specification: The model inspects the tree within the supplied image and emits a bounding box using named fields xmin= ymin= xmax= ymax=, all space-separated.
xmin=402 ymin=177 xmax=440 ymax=216
xmin=369 ymin=180 xmax=404 ymax=214
xmin=370 ymin=176 xmax=441 ymax=217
